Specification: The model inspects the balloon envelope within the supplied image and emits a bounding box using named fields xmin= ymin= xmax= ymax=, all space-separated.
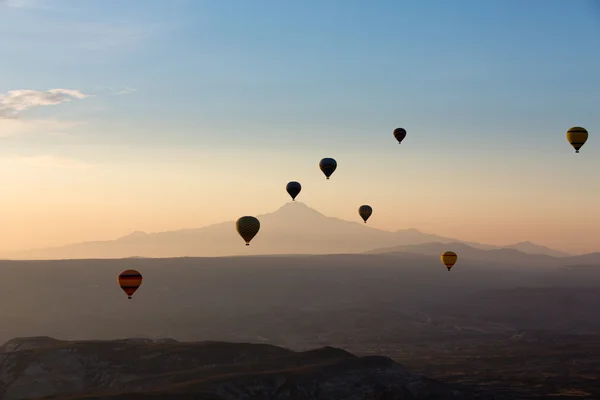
xmin=118 ymin=269 xmax=143 ymax=299
xmin=319 ymin=158 xmax=337 ymax=179
xmin=236 ymin=216 xmax=260 ymax=246
xmin=566 ymin=127 xmax=588 ymax=153
xmin=286 ymin=181 xmax=302 ymax=201
xmin=393 ymin=128 xmax=407 ymax=144
xmin=358 ymin=205 xmax=372 ymax=223
xmin=440 ymin=251 xmax=458 ymax=271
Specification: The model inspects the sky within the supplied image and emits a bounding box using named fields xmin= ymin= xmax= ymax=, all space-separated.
xmin=0 ymin=0 xmax=599 ymax=254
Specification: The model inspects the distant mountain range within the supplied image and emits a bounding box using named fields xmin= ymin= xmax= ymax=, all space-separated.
xmin=366 ymin=242 xmax=566 ymax=267
xmin=0 ymin=202 xmax=573 ymax=260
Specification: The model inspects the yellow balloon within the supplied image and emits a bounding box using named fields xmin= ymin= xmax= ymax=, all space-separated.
xmin=441 ymin=251 xmax=458 ymax=271
xmin=566 ymin=127 xmax=588 ymax=153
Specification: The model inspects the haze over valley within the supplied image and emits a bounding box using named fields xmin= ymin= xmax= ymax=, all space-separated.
xmin=1 ymin=253 xmax=600 ymax=398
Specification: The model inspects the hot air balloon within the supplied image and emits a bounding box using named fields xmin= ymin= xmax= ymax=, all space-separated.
xmin=286 ymin=181 xmax=302 ymax=201
xmin=358 ymin=205 xmax=372 ymax=223
xmin=441 ymin=251 xmax=458 ymax=271
xmin=118 ymin=269 xmax=143 ymax=299
xmin=566 ymin=127 xmax=588 ymax=153
xmin=393 ymin=128 xmax=406 ymax=144
xmin=236 ymin=216 xmax=260 ymax=246
xmin=319 ymin=158 xmax=337 ymax=179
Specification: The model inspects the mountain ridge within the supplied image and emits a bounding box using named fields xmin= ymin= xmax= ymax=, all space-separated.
xmin=504 ymin=241 xmax=569 ymax=257
xmin=0 ymin=337 xmax=501 ymax=400
xmin=0 ymin=202 xmax=572 ymax=260
xmin=366 ymin=241 xmax=566 ymax=266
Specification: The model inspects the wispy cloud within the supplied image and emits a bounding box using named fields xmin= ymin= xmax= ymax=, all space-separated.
xmin=111 ymin=87 xmax=138 ymax=96
xmin=0 ymin=89 xmax=89 ymax=119
xmin=0 ymin=0 xmax=51 ymax=9
xmin=0 ymin=155 xmax=90 ymax=169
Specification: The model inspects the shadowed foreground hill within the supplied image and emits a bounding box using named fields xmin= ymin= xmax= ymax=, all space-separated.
xmin=0 ymin=338 xmax=500 ymax=400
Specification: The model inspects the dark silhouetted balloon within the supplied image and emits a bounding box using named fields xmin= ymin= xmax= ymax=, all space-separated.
xmin=319 ymin=158 xmax=337 ymax=179
xmin=236 ymin=216 xmax=260 ymax=246
xmin=566 ymin=127 xmax=588 ymax=153
xmin=358 ymin=205 xmax=372 ymax=223
xmin=286 ymin=181 xmax=302 ymax=201
xmin=118 ymin=269 xmax=143 ymax=299
xmin=393 ymin=128 xmax=407 ymax=144
xmin=441 ymin=251 xmax=458 ymax=271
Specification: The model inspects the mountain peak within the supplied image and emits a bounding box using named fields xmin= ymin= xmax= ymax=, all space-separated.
xmin=271 ymin=201 xmax=325 ymax=217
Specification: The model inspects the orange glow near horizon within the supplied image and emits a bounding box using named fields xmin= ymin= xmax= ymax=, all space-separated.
xmin=0 ymin=145 xmax=598 ymax=255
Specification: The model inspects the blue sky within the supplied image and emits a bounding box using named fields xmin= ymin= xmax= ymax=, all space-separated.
xmin=1 ymin=0 xmax=600 ymax=253
xmin=2 ymin=0 xmax=599 ymax=147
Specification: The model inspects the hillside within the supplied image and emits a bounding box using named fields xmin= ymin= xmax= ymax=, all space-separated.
xmin=0 ymin=338 xmax=499 ymax=400
xmin=504 ymin=241 xmax=570 ymax=257
xmin=560 ymin=252 xmax=600 ymax=266
xmin=366 ymin=242 xmax=563 ymax=267
xmin=0 ymin=202 xmax=569 ymax=260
